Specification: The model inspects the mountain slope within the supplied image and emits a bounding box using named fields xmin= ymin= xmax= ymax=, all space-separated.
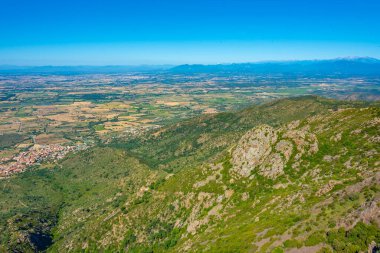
xmin=0 ymin=96 xmax=379 ymax=252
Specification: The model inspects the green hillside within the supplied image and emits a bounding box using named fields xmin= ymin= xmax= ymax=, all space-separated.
xmin=0 ymin=96 xmax=379 ymax=252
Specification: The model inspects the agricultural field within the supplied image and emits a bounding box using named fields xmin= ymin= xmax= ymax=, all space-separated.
xmin=0 ymin=96 xmax=379 ymax=252
xmin=0 ymin=73 xmax=379 ymax=176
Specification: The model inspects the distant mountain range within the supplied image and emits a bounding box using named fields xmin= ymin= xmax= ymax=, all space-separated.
xmin=170 ymin=57 xmax=380 ymax=75
xmin=0 ymin=65 xmax=173 ymax=74
xmin=0 ymin=57 xmax=379 ymax=75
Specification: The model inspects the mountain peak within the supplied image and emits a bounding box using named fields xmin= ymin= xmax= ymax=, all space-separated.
xmin=333 ymin=56 xmax=380 ymax=62
xmin=171 ymin=57 xmax=380 ymax=74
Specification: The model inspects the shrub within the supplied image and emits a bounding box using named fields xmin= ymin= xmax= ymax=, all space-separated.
xmin=305 ymin=231 xmax=326 ymax=246
xmin=327 ymin=222 xmax=380 ymax=253
xmin=271 ymin=247 xmax=284 ymax=253
xmin=283 ymin=239 xmax=302 ymax=248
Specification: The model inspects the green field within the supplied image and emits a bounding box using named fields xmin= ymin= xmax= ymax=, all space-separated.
xmin=0 ymin=96 xmax=379 ymax=252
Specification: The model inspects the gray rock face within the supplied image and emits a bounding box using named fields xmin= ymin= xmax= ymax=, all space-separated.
xmin=275 ymin=140 xmax=293 ymax=161
xmin=231 ymin=120 xmax=319 ymax=180
xmin=231 ymin=125 xmax=278 ymax=178
xmin=258 ymin=153 xmax=285 ymax=179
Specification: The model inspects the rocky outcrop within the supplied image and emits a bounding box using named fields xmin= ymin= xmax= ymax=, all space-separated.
xmin=258 ymin=153 xmax=285 ymax=179
xmin=316 ymin=180 xmax=341 ymax=196
xmin=231 ymin=121 xmax=318 ymax=180
xmin=282 ymin=125 xmax=318 ymax=158
xmin=231 ymin=125 xmax=277 ymax=178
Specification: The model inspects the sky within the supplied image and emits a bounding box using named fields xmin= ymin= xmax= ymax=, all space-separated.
xmin=0 ymin=0 xmax=379 ymax=65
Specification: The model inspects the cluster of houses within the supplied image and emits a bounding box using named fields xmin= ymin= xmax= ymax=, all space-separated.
xmin=124 ymin=124 xmax=160 ymax=136
xmin=0 ymin=144 xmax=87 ymax=177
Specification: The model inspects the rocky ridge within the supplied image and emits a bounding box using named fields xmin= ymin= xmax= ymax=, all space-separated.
xmin=1 ymin=97 xmax=379 ymax=253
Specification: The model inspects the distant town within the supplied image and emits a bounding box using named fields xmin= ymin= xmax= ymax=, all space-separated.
xmin=1 ymin=72 xmax=379 ymax=177
xmin=0 ymin=144 xmax=87 ymax=177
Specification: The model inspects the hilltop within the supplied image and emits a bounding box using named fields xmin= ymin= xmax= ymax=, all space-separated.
xmin=0 ymin=96 xmax=379 ymax=252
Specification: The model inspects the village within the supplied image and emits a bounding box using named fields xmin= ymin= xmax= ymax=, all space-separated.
xmin=0 ymin=73 xmax=378 ymax=179
xmin=0 ymin=143 xmax=87 ymax=177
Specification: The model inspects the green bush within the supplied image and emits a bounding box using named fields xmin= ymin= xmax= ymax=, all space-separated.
xmin=327 ymin=222 xmax=380 ymax=253
xmin=272 ymin=247 xmax=284 ymax=253
xmin=305 ymin=231 xmax=326 ymax=246
xmin=283 ymin=239 xmax=302 ymax=248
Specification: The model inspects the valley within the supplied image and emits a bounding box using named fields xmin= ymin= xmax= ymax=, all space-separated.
xmin=0 ymin=96 xmax=379 ymax=252
xmin=2 ymin=0 xmax=380 ymax=251
xmin=1 ymin=73 xmax=379 ymax=177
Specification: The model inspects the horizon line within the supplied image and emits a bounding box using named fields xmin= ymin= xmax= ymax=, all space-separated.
xmin=1 ymin=56 xmax=379 ymax=68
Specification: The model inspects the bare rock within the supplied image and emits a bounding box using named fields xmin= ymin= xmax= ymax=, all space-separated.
xmin=316 ymin=180 xmax=341 ymax=196
xmin=241 ymin=192 xmax=249 ymax=201
xmin=259 ymin=153 xmax=285 ymax=179
xmin=231 ymin=125 xmax=277 ymax=178
xmin=275 ymin=140 xmax=293 ymax=161
xmin=330 ymin=132 xmax=342 ymax=142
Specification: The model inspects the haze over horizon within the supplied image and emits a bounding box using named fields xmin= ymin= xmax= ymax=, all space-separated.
xmin=1 ymin=0 xmax=380 ymax=65
xmin=1 ymin=56 xmax=380 ymax=68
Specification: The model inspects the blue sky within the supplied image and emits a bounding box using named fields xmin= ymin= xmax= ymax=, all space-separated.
xmin=1 ymin=0 xmax=379 ymax=65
